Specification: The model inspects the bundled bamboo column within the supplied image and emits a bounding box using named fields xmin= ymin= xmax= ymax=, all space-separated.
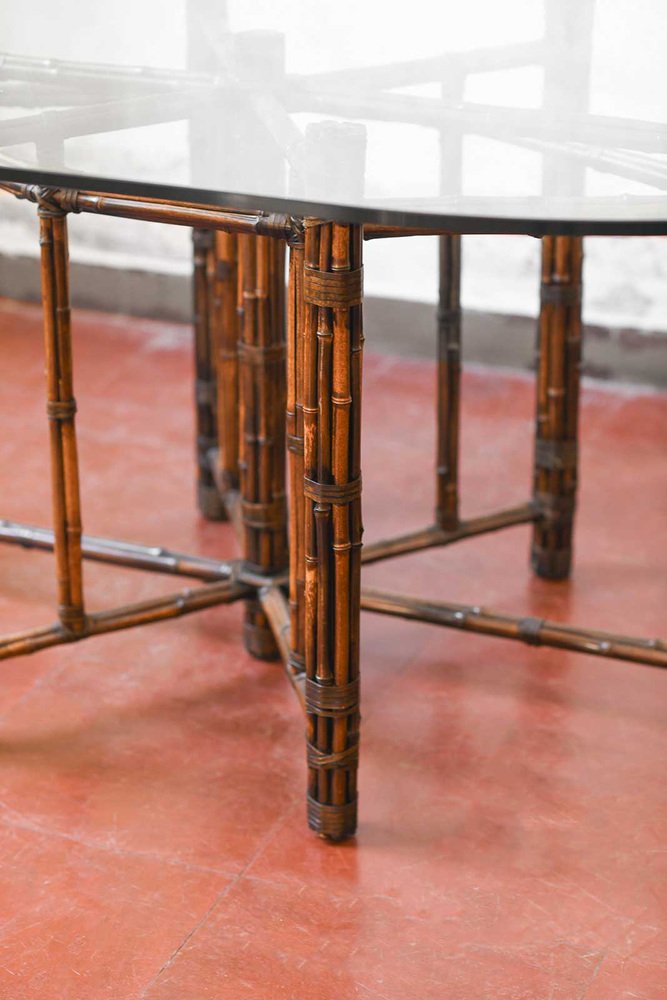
xmin=211 ymin=230 xmax=240 ymax=500
xmin=238 ymin=234 xmax=288 ymax=659
xmin=435 ymin=234 xmax=462 ymax=530
xmin=299 ymin=219 xmax=363 ymax=841
xmin=192 ymin=228 xmax=226 ymax=519
xmin=37 ymin=191 xmax=86 ymax=634
xmin=532 ymin=236 xmax=583 ymax=579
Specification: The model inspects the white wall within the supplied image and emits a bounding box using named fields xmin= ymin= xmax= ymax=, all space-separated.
xmin=1 ymin=0 xmax=666 ymax=332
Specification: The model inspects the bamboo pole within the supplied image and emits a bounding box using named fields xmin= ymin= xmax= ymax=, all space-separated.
xmin=435 ymin=234 xmax=462 ymax=530
xmin=237 ymin=234 xmax=288 ymax=659
xmin=0 ymin=578 xmax=250 ymax=662
xmin=37 ymin=194 xmax=86 ymax=635
xmin=258 ymin=585 xmax=291 ymax=666
xmin=0 ymin=183 xmax=293 ymax=238
xmin=257 ymin=583 xmax=307 ymax=714
xmin=287 ymin=224 xmax=307 ymax=687
xmin=192 ymin=229 xmax=225 ymax=518
xmin=361 ymin=588 xmax=667 ymax=669
xmin=361 ymin=503 xmax=537 ymax=565
xmin=212 ymin=231 xmax=241 ymax=501
xmin=0 ymin=518 xmax=236 ymax=580
xmin=532 ymin=236 xmax=583 ymax=579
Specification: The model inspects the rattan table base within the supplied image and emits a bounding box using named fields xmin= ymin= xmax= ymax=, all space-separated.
xmin=0 ymin=181 xmax=664 ymax=843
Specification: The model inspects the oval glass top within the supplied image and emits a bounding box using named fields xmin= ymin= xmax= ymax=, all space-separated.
xmin=1 ymin=0 xmax=666 ymax=234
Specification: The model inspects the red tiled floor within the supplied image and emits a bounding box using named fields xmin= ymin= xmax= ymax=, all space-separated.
xmin=0 ymin=297 xmax=665 ymax=999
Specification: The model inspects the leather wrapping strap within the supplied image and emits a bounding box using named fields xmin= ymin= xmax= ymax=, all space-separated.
xmin=535 ymin=439 xmax=578 ymax=471
xmin=518 ymin=616 xmax=545 ymax=645
xmin=306 ymin=741 xmax=359 ymax=770
xmin=534 ymin=492 xmax=576 ymax=518
xmin=540 ymin=282 xmax=582 ymax=306
xmin=307 ymin=794 xmax=357 ymax=840
xmin=58 ymin=606 xmax=87 ymax=633
xmin=305 ymin=676 xmax=360 ymax=717
xmin=303 ymin=476 xmax=362 ymax=505
xmin=304 ymin=266 xmax=363 ymax=308
xmin=286 ymin=432 xmax=304 ymax=455
xmin=236 ymin=341 xmax=285 ymax=365
xmin=241 ymin=497 xmax=286 ymax=530
xmin=47 ymin=399 xmax=77 ymax=421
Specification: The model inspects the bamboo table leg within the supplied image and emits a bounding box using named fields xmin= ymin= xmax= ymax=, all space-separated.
xmin=532 ymin=236 xmax=583 ymax=579
xmin=212 ymin=231 xmax=241 ymax=506
xmin=238 ymin=234 xmax=288 ymax=660
xmin=192 ymin=228 xmax=227 ymax=520
xmin=292 ymin=219 xmax=364 ymax=841
xmin=435 ymin=233 xmax=462 ymax=531
xmin=38 ymin=192 xmax=87 ymax=635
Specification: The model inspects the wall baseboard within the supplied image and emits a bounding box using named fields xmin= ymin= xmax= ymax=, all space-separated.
xmin=1 ymin=253 xmax=666 ymax=389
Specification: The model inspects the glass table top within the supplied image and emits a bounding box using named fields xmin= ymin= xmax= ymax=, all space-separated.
xmin=1 ymin=0 xmax=666 ymax=234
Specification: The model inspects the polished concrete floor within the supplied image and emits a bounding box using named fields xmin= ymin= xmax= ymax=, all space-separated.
xmin=0 ymin=297 xmax=665 ymax=999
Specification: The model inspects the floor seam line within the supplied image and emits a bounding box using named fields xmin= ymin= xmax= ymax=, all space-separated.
xmin=135 ymin=797 xmax=300 ymax=999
